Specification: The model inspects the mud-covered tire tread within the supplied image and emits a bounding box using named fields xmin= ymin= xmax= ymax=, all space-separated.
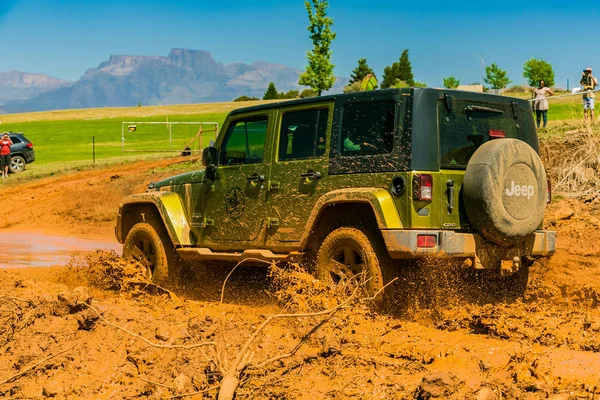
xmin=123 ymin=221 xmax=182 ymax=285
xmin=315 ymin=227 xmax=397 ymax=308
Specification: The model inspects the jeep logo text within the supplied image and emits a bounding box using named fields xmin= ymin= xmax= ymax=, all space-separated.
xmin=505 ymin=181 xmax=534 ymax=200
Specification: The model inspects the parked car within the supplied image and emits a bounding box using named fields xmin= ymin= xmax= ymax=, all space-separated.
xmin=6 ymin=132 xmax=35 ymax=172
xmin=115 ymin=88 xmax=556 ymax=302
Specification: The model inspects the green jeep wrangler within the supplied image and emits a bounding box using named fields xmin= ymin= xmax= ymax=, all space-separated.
xmin=115 ymin=88 xmax=556 ymax=298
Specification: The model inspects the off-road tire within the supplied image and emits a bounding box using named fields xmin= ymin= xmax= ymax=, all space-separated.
xmin=9 ymin=155 xmax=26 ymax=173
xmin=123 ymin=222 xmax=180 ymax=285
xmin=315 ymin=227 xmax=396 ymax=308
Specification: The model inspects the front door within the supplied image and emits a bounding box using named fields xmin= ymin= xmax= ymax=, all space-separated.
xmin=267 ymin=105 xmax=331 ymax=242
xmin=202 ymin=114 xmax=272 ymax=244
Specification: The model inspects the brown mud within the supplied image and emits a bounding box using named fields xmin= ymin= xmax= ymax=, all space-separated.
xmin=1 ymin=157 xmax=600 ymax=399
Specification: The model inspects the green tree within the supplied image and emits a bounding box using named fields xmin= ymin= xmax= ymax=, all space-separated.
xmin=280 ymin=89 xmax=300 ymax=99
xmin=381 ymin=49 xmax=415 ymax=88
xmin=300 ymin=88 xmax=318 ymax=98
xmin=298 ymin=0 xmax=337 ymax=96
xmin=484 ymin=63 xmax=512 ymax=91
xmin=263 ymin=82 xmax=279 ymax=100
xmin=234 ymin=95 xmax=259 ymax=102
xmin=523 ymin=58 xmax=555 ymax=87
xmin=343 ymin=81 xmax=362 ymax=93
xmin=349 ymin=58 xmax=376 ymax=86
xmin=381 ymin=64 xmax=399 ymax=89
xmin=443 ymin=76 xmax=460 ymax=89
xmin=397 ymin=49 xmax=414 ymax=86
xmin=391 ymin=80 xmax=426 ymax=89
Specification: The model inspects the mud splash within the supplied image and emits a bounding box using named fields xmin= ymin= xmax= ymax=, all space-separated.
xmin=0 ymin=232 xmax=121 ymax=268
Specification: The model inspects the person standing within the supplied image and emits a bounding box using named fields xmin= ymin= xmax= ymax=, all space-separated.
xmin=580 ymin=67 xmax=598 ymax=121
xmin=0 ymin=133 xmax=13 ymax=179
xmin=532 ymin=80 xmax=553 ymax=128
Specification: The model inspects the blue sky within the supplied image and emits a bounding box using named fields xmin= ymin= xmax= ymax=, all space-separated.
xmin=1 ymin=0 xmax=599 ymax=89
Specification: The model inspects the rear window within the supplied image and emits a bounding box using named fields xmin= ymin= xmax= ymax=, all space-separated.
xmin=438 ymin=100 xmax=533 ymax=169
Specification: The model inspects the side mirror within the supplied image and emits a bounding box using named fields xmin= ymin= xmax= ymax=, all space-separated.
xmin=202 ymin=146 xmax=218 ymax=167
xmin=202 ymin=146 xmax=218 ymax=181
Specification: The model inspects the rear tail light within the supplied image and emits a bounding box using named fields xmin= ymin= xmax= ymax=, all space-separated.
xmin=413 ymin=174 xmax=433 ymax=201
xmin=417 ymin=235 xmax=437 ymax=248
xmin=547 ymin=180 xmax=552 ymax=204
xmin=27 ymin=143 xmax=33 ymax=148
xmin=488 ymin=129 xmax=506 ymax=138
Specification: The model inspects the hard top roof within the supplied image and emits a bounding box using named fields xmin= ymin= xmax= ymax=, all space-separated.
xmin=228 ymin=88 xmax=529 ymax=116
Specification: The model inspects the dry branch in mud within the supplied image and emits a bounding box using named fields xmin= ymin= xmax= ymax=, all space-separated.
xmin=0 ymin=344 xmax=79 ymax=386
xmin=0 ymin=296 xmax=35 ymax=348
xmin=76 ymin=263 xmax=394 ymax=400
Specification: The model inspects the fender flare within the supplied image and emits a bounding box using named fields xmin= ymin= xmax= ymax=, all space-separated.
xmin=116 ymin=192 xmax=192 ymax=246
xmin=299 ymin=188 xmax=402 ymax=248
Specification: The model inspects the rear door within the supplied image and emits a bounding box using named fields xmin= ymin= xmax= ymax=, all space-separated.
xmin=437 ymin=97 xmax=532 ymax=230
xmin=267 ymin=104 xmax=332 ymax=243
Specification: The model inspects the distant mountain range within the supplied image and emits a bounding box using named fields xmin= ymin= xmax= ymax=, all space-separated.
xmin=0 ymin=49 xmax=347 ymax=113
xmin=0 ymin=71 xmax=71 ymax=106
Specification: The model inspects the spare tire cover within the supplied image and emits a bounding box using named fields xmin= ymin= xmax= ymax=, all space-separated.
xmin=463 ymin=138 xmax=547 ymax=247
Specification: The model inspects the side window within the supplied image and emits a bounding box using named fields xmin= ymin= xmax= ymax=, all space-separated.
xmin=9 ymin=136 xmax=21 ymax=144
xmin=220 ymin=117 xmax=268 ymax=165
xmin=340 ymin=101 xmax=396 ymax=156
xmin=279 ymin=108 xmax=328 ymax=161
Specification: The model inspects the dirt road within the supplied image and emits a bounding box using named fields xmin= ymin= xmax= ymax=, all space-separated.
xmin=1 ymin=158 xmax=600 ymax=399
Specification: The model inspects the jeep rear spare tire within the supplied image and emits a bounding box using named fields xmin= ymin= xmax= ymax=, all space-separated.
xmin=463 ymin=138 xmax=547 ymax=246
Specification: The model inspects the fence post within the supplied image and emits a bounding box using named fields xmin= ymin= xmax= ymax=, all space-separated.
xmin=93 ymin=136 xmax=96 ymax=167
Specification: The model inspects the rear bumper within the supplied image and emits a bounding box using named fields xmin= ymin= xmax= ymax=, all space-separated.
xmin=381 ymin=230 xmax=556 ymax=260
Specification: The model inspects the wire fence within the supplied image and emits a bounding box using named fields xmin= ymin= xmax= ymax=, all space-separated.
xmin=120 ymin=122 xmax=218 ymax=154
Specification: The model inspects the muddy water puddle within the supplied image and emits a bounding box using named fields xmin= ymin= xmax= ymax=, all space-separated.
xmin=0 ymin=231 xmax=121 ymax=268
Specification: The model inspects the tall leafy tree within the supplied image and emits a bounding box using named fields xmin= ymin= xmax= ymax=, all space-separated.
xmin=443 ymin=76 xmax=460 ymax=88
xmin=523 ymin=58 xmax=555 ymax=87
xmin=349 ymin=58 xmax=376 ymax=85
xmin=298 ymin=0 xmax=337 ymax=96
xmin=484 ymin=63 xmax=512 ymax=91
xmin=381 ymin=49 xmax=415 ymax=88
xmin=263 ymin=82 xmax=278 ymax=100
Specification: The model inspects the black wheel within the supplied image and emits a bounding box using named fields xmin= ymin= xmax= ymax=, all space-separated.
xmin=9 ymin=156 xmax=26 ymax=173
xmin=123 ymin=222 xmax=176 ymax=285
xmin=315 ymin=227 xmax=396 ymax=306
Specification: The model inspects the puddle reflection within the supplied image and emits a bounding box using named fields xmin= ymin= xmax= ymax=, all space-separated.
xmin=0 ymin=232 xmax=121 ymax=268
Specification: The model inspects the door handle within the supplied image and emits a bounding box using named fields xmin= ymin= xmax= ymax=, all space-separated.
xmin=446 ymin=179 xmax=455 ymax=214
xmin=300 ymin=171 xmax=322 ymax=180
xmin=247 ymin=174 xmax=265 ymax=183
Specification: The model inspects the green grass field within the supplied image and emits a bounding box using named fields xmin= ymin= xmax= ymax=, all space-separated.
xmin=1 ymin=112 xmax=227 ymax=166
xmin=0 ymin=93 xmax=592 ymax=181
